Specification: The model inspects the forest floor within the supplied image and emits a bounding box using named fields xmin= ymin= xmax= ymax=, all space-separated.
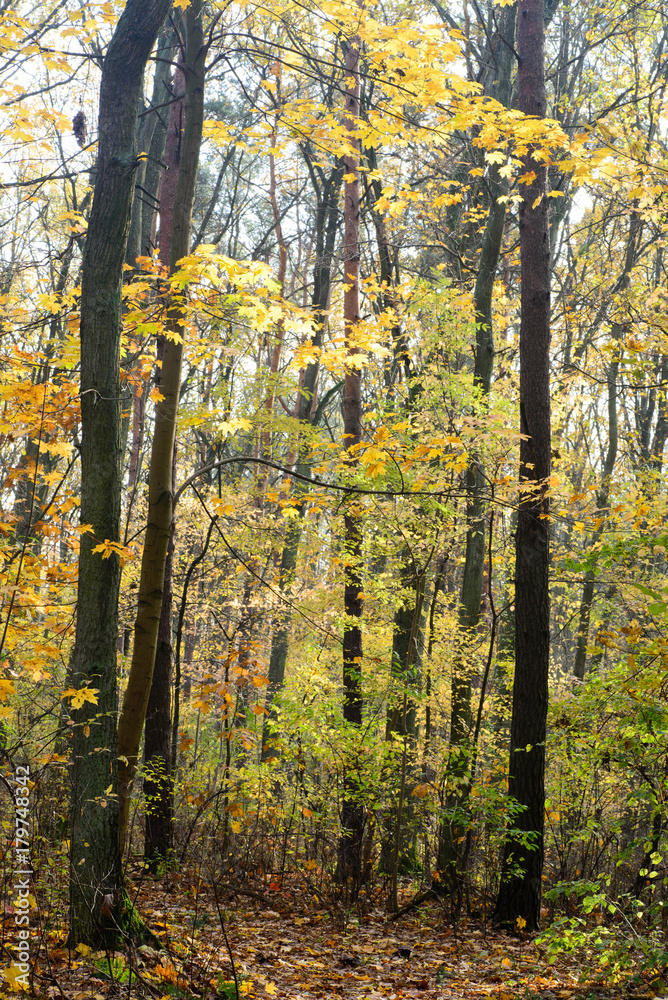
xmin=24 ymin=868 xmax=659 ymax=1000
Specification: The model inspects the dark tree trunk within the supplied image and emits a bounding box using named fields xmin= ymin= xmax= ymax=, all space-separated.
xmin=384 ymin=556 xmax=424 ymax=902
xmin=69 ymin=0 xmax=171 ymax=948
xmin=438 ymin=2 xmax=516 ymax=896
xmin=493 ymin=0 xmax=551 ymax=933
xmin=338 ymin=29 xmax=365 ymax=893
xmin=143 ymin=445 xmax=176 ymax=867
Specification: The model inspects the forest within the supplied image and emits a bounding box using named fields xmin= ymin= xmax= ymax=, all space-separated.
xmin=0 ymin=0 xmax=667 ymax=996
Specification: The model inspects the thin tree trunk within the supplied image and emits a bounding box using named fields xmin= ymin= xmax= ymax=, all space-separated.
xmin=117 ymin=0 xmax=205 ymax=851
xmin=572 ymin=212 xmax=640 ymax=679
xmin=494 ymin=0 xmax=551 ymax=932
xmin=651 ymin=354 xmax=668 ymax=474
xmin=338 ymin=27 xmax=365 ymax=893
xmin=141 ymin=28 xmax=188 ymax=868
xmin=122 ymin=26 xmax=173 ymax=532
xmin=385 ymin=558 xmax=425 ymax=901
xmin=261 ymin=159 xmax=343 ymax=759
xmin=260 ymin=109 xmax=289 ymax=477
xmin=143 ymin=441 xmax=176 ymax=867
xmin=572 ymin=359 xmax=618 ymax=680
xmin=69 ymin=0 xmax=171 ymax=948
xmin=438 ymin=2 xmax=516 ymax=896
xmin=123 ymin=63 xmax=171 ymax=532
xmin=366 ymin=147 xmax=424 ymax=877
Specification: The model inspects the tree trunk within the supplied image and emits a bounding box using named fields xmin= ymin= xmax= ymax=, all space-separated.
xmin=572 ymin=212 xmax=639 ymax=678
xmin=438 ymin=2 xmax=516 ymax=896
xmin=365 ymin=146 xmax=424 ymax=881
xmin=142 ymin=28 xmax=188 ymax=869
xmin=338 ymin=28 xmax=365 ymax=893
xmin=117 ymin=0 xmax=205 ymax=852
xmin=493 ymin=0 xmax=551 ymax=932
xmin=143 ymin=444 xmax=176 ymax=867
xmin=124 ymin=24 xmax=173 ymax=534
xmin=572 ymin=357 xmax=618 ymax=680
xmin=68 ymin=0 xmax=171 ymax=948
xmin=261 ymin=158 xmax=343 ymax=759
xmin=384 ymin=556 xmax=425 ymax=899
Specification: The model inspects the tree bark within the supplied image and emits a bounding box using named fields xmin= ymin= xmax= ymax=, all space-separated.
xmin=338 ymin=28 xmax=365 ymax=893
xmin=493 ymin=0 xmax=551 ymax=932
xmin=68 ymin=0 xmax=171 ymax=948
xmin=438 ymin=2 xmax=516 ymax=895
xmin=142 ymin=28 xmax=187 ymax=869
xmin=124 ymin=24 xmax=173 ymax=533
xmin=143 ymin=444 xmax=176 ymax=867
xmin=384 ymin=556 xmax=424 ymax=900
xmin=117 ymin=0 xmax=205 ymax=852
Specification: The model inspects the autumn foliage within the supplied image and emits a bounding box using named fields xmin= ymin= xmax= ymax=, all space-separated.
xmin=0 ymin=0 xmax=668 ymax=994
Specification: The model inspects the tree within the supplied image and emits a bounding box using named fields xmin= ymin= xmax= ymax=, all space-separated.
xmin=68 ymin=0 xmax=171 ymax=946
xmin=338 ymin=14 xmax=365 ymax=893
xmin=437 ymin=1 xmax=517 ymax=900
xmin=141 ymin=25 xmax=181 ymax=868
xmin=494 ymin=0 xmax=551 ymax=931
xmin=260 ymin=151 xmax=344 ymax=760
xmin=117 ymin=0 xmax=206 ymax=851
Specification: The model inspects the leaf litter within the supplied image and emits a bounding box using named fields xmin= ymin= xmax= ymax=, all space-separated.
xmin=18 ymin=867 xmax=654 ymax=1000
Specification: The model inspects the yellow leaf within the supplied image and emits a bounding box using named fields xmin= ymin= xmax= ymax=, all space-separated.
xmin=265 ymin=983 xmax=277 ymax=995
xmin=0 ymin=679 xmax=15 ymax=702
xmin=41 ymin=440 xmax=73 ymax=458
xmin=486 ymin=150 xmax=506 ymax=165
xmin=172 ymin=0 xmax=190 ymax=8
xmin=3 ymin=964 xmax=28 ymax=991
xmin=92 ymin=540 xmax=133 ymax=567
xmin=60 ymin=686 xmax=99 ymax=709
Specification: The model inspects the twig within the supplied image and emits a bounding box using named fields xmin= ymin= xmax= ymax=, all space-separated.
xmin=211 ymin=880 xmax=239 ymax=1000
